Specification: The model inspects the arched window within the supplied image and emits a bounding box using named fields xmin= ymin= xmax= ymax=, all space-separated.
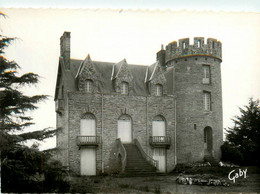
xmin=152 ymin=115 xmax=166 ymax=136
xmin=204 ymin=126 xmax=213 ymax=155
xmin=85 ymin=79 xmax=93 ymax=93
xmin=155 ymin=84 xmax=163 ymax=96
xmin=118 ymin=114 xmax=132 ymax=143
xmin=80 ymin=113 xmax=96 ymax=136
xmin=121 ymin=82 xmax=129 ymax=94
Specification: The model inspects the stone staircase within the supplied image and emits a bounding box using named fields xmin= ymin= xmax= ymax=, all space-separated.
xmin=123 ymin=144 xmax=160 ymax=176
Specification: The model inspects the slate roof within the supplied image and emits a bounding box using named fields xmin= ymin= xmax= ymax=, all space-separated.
xmin=55 ymin=57 xmax=174 ymax=100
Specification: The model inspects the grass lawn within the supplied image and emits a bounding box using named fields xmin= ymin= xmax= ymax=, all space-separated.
xmin=69 ymin=166 xmax=260 ymax=193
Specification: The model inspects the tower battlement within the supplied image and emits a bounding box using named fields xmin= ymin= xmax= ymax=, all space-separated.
xmin=165 ymin=37 xmax=222 ymax=62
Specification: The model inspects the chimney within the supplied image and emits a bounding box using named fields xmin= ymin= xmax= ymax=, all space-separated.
xmin=60 ymin=31 xmax=71 ymax=70
xmin=156 ymin=44 xmax=166 ymax=70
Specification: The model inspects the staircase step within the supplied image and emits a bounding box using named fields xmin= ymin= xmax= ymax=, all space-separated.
xmin=123 ymin=143 xmax=157 ymax=176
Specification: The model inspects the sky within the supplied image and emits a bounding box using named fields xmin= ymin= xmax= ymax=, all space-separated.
xmin=1 ymin=1 xmax=260 ymax=150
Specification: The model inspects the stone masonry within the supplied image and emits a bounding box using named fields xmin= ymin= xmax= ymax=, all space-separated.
xmin=55 ymin=32 xmax=223 ymax=175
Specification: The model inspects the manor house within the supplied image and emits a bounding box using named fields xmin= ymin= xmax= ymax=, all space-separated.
xmin=55 ymin=32 xmax=223 ymax=175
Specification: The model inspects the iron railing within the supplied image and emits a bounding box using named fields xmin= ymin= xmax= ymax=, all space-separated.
xmin=116 ymin=138 xmax=127 ymax=172
xmin=149 ymin=136 xmax=171 ymax=148
xmin=77 ymin=136 xmax=100 ymax=146
xmin=134 ymin=139 xmax=158 ymax=169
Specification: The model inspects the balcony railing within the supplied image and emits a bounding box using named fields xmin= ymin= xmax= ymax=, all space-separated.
xmin=77 ymin=136 xmax=100 ymax=147
xmin=149 ymin=136 xmax=171 ymax=148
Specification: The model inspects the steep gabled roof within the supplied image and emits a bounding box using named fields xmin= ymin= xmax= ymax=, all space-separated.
xmin=111 ymin=59 xmax=127 ymax=80
xmin=54 ymin=57 xmax=82 ymax=100
xmin=92 ymin=61 xmax=114 ymax=93
xmin=128 ymin=64 xmax=148 ymax=96
xmin=55 ymin=57 xmax=174 ymax=99
xmin=145 ymin=61 xmax=159 ymax=82
xmin=75 ymin=54 xmax=91 ymax=78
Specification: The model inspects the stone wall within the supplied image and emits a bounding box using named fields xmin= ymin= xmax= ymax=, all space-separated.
xmin=55 ymin=34 xmax=223 ymax=175
xmin=167 ymin=55 xmax=223 ymax=163
xmin=65 ymin=91 xmax=175 ymax=174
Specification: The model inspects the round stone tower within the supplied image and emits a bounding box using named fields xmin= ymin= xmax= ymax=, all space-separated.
xmin=158 ymin=37 xmax=223 ymax=163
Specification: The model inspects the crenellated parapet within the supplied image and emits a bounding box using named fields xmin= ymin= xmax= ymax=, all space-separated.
xmin=165 ymin=37 xmax=222 ymax=62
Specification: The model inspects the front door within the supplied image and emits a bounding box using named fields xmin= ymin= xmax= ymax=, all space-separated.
xmin=153 ymin=148 xmax=166 ymax=172
xmin=118 ymin=115 xmax=132 ymax=143
xmin=118 ymin=120 xmax=132 ymax=143
xmin=80 ymin=148 xmax=96 ymax=175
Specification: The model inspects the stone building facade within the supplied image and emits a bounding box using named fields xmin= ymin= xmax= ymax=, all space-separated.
xmin=55 ymin=32 xmax=223 ymax=175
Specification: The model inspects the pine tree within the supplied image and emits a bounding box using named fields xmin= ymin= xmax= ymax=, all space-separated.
xmin=224 ymin=98 xmax=260 ymax=165
xmin=0 ymin=35 xmax=69 ymax=192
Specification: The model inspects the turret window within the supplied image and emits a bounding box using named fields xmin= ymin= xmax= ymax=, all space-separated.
xmin=85 ymin=79 xmax=93 ymax=93
xmin=203 ymin=92 xmax=211 ymax=111
xmin=155 ymin=84 xmax=163 ymax=96
xmin=121 ymin=82 xmax=129 ymax=94
xmin=203 ymin=65 xmax=210 ymax=84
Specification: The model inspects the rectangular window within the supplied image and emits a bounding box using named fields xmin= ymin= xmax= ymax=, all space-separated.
xmin=155 ymin=84 xmax=163 ymax=96
xmin=86 ymin=80 xmax=93 ymax=93
xmin=203 ymin=65 xmax=210 ymax=84
xmin=121 ymin=82 xmax=128 ymax=94
xmin=203 ymin=92 xmax=211 ymax=111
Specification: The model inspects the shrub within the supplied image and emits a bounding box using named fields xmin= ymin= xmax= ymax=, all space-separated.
xmin=221 ymin=142 xmax=244 ymax=165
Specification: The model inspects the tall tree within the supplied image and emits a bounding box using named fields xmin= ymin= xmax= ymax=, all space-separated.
xmin=224 ymin=98 xmax=260 ymax=165
xmin=0 ymin=34 xmax=68 ymax=192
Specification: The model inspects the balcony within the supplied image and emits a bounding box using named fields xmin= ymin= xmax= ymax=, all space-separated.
xmin=149 ymin=136 xmax=171 ymax=148
xmin=77 ymin=136 xmax=100 ymax=147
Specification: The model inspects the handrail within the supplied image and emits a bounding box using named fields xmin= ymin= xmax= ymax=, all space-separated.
xmin=116 ymin=138 xmax=127 ymax=172
xmin=134 ymin=139 xmax=158 ymax=169
xmin=77 ymin=136 xmax=100 ymax=146
xmin=149 ymin=136 xmax=171 ymax=144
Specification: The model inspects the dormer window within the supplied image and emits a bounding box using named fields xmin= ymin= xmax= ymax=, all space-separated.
xmin=121 ymin=82 xmax=129 ymax=94
xmin=155 ymin=84 xmax=163 ymax=96
xmin=85 ymin=79 xmax=93 ymax=93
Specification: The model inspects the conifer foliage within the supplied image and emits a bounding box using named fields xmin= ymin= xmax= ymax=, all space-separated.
xmin=0 ymin=35 xmax=69 ymax=192
xmin=222 ymin=98 xmax=260 ymax=165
